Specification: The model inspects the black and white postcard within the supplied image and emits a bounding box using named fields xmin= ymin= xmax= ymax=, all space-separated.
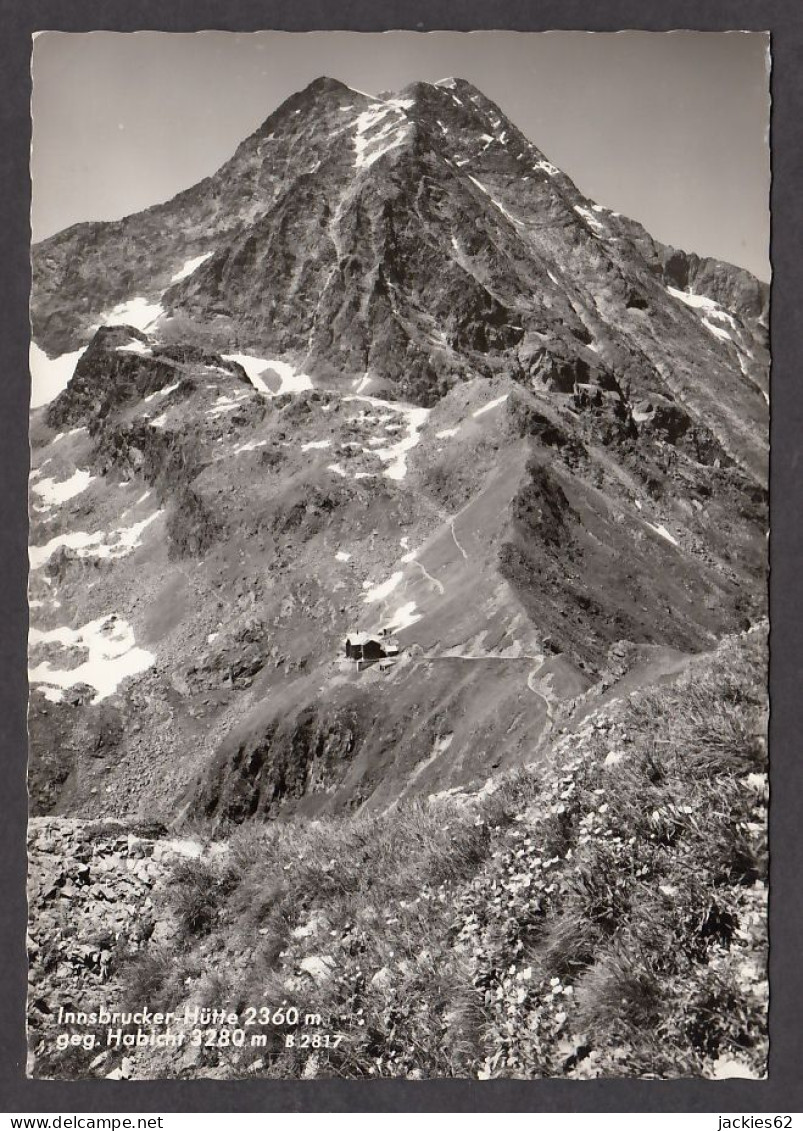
xmin=26 ymin=30 xmax=770 ymax=1082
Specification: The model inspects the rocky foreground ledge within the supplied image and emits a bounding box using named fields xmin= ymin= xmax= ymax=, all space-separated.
xmin=27 ymin=817 xmax=227 ymax=1078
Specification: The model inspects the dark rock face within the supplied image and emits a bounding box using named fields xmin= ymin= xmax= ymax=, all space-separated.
xmin=509 ymin=457 xmax=575 ymax=548
xmin=572 ymin=384 xmax=636 ymax=447
xmin=519 ymin=345 xmax=592 ymax=394
xmin=196 ymin=700 xmax=366 ymax=824
xmin=47 ymin=327 xmax=176 ymax=429
xmin=506 ymin=393 xmax=587 ymax=467
xmin=659 ymin=246 xmax=769 ymax=323
xmin=48 ymin=326 xmax=251 ymax=430
xmin=165 ymin=487 xmax=226 ymax=560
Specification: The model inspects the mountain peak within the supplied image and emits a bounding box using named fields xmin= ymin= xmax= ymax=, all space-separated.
xmin=255 ymin=75 xmax=366 ymax=129
xmin=31 ymin=72 xmax=769 ymax=487
xmin=395 ymin=77 xmax=478 ymax=103
xmin=433 ymin=75 xmax=482 ymax=96
xmin=295 ymin=75 xmax=354 ymax=99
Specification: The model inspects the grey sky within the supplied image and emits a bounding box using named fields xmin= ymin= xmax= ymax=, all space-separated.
xmin=31 ymin=30 xmax=771 ymax=280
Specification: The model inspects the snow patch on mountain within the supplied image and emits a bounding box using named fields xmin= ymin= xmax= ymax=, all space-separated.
xmin=29 ymin=343 xmax=86 ymax=409
xmin=666 ymin=286 xmax=741 ymax=345
xmin=207 ymin=390 xmax=251 ymax=418
xmin=346 ymin=85 xmax=383 ymax=102
xmin=473 ymin=394 xmax=509 ymax=418
xmin=234 ymin=439 xmax=268 ymax=454
xmin=224 ymin=354 xmax=314 ymax=396
xmin=468 ymin=176 xmax=524 ymax=228
xmin=170 ymin=253 xmax=213 ymax=283
xmin=31 ymin=468 xmax=94 ymax=508
xmin=52 ymin=428 xmax=86 ymax=444
xmin=384 ymin=97 xmax=416 ymax=112
xmin=644 ymin=521 xmax=679 ymax=548
xmin=384 ymin=600 xmax=422 ymax=634
xmin=116 ymin=338 xmax=153 ymax=357
xmin=221 ymin=353 xmax=272 ymax=394
xmin=354 ymin=104 xmax=411 ymax=170
xmin=29 ymin=614 xmax=155 ymax=703
xmin=574 ymin=205 xmax=606 ymax=235
xmin=702 ymin=318 xmax=732 ymax=343
xmin=666 ymin=286 xmax=718 ymax=312
xmin=144 ymin=381 xmax=180 ymax=403
xmin=344 ymin=394 xmax=430 ymax=480
xmin=737 ymin=354 xmax=770 ymax=405
xmin=29 ymin=511 xmax=163 ymax=569
xmin=102 ymin=296 xmax=164 ymax=333
xmin=707 ymin=308 xmax=739 ymax=330
xmin=408 ymin=559 xmax=446 ymax=595
xmin=363 ymin=571 xmax=403 ymax=603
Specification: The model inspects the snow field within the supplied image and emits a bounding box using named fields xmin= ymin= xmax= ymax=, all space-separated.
xmin=29 ymin=614 xmax=155 ymax=703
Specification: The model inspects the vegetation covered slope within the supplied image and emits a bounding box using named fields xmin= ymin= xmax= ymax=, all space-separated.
xmin=28 ymin=627 xmax=767 ymax=1080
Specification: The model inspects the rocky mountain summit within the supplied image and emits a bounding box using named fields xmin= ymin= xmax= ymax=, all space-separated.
xmin=33 ymin=77 xmax=767 ymax=460
xmin=29 ymin=75 xmax=767 ymax=841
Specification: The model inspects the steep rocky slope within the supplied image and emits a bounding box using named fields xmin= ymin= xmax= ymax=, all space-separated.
xmin=28 ymin=75 xmax=767 ymax=833
xmin=27 ymin=628 xmax=767 ymax=1080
